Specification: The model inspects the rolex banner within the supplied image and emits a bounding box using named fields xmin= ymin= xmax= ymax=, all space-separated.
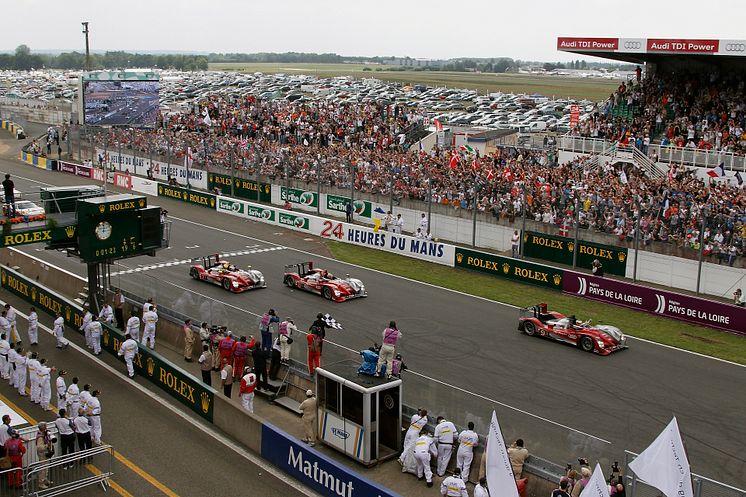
xmin=455 ymin=247 xmax=564 ymax=290
xmin=0 ymin=264 xmax=215 ymax=422
xmin=207 ymin=172 xmax=272 ymax=203
xmin=523 ymin=231 xmax=628 ymax=276
xmin=157 ymin=183 xmax=216 ymax=209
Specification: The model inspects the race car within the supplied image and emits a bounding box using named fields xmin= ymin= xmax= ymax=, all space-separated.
xmin=189 ymin=254 xmax=266 ymax=293
xmin=517 ymin=303 xmax=627 ymax=355
xmin=283 ymin=261 xmax=367 ymax=302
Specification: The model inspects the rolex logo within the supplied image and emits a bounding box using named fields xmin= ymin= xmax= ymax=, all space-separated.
xmin=1 ymin=270 xmax=5 ymax=285
xmin=568 ymin=242 xmax=575 ymax=252
xmin=209 ymin=175 xmax=213 ymax=182
xmin=200 ymin=392 xmax=211 ymax=414
xmin=456 ymin=253 xmax=463 ymax=264
xmin=64 ymin=225 xmax=76 ymax=238
xmin=553 ymin=274 xmax=562 ymax=286
xmin=138 ymin=199 xmax=145 ymax=208
xmin=31 ymin=287 xmax=37 ymax=302
xmin=523 ymin=233 xmax=528 ymax=242
xmin=103 ymin=330 xmax=109 ymax=347
xmin=99 ymin=205 xmax=106 ymax=214
xmin=618 ymin=252 xmax=626 ymax=263
xmin=502 ymin=263 xmax=510 ymax=274
xmin=147 ymin=357 xmax=155 ymax=376
xmin=158 ymin=185 xmax=163 ymax=194
xmin=210 ymin=199 xmax=215 ymax=208
xmin=64 ymin=306 xmax=71 ymax=321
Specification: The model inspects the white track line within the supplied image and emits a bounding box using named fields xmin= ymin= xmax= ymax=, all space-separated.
xmin=0 ymin=298 xmax=322 ymax=497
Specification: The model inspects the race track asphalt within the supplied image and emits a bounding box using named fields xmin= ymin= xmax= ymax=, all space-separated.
xmin=1 ymin=135 xmax=744 ymax=487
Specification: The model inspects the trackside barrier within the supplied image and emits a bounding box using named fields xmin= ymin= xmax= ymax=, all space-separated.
xmin=19 ymin=151 xmax=54 ymax=171
xmin=0 ymin=264 xmax=216 ymax=422
xmin=454 ymin=246 xmax=565 ymax=290
xmin=1 ymin=119 xmax=24 ymax=139
xmin=261 ymin=423 xmax=404 ymax=497
xmin=562 ymin=271 xmax=746 ymax=336
xmin=523 ymin=230 xmax=628 ymax=277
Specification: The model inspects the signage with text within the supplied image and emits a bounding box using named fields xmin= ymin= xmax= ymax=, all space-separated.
xmin=280 ymin=187 xmax=318 ymax=208
xmin=157 ymin=183 xmax=216 ymax=209
xmin=455 ymin=247 xmax=564 ymax=289
xmin=326 ymin=194 xmax=372 ymax=218
xmin=208 ymin=172 xmax=271 ymax=203
xmin=523 ymin=231 xmax=628 ymax=276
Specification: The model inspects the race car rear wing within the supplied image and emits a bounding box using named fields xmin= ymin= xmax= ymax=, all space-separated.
xmin=284 ymin=261 xmax=314 ymax=276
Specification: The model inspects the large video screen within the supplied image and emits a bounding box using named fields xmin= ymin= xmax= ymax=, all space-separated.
xmin=83 ymin=80 xmax=159 ymax=127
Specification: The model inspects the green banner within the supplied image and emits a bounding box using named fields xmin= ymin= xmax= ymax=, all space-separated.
xmin=455 ymin=247 xmax=564 ymax=290
xmin=0 ymin=224 xmax=78 ymax=249
xmin=278 ymin=212 xmax=309 ymax=230
xmin=0 ymin=265 xmax=215 ymax=422
xmin=246 ymin=204 xmax=276 ymax=222
xmin=326 ymin=194 xmax=372 ymax=218
xmin=280 ymin=187 xmax=318 ymax=208
xmin=523 ymin=231 xmax=628 ymax=276
xmin=157 ymin=183 xmax=216 ymax=209
xmin=208 ymin=173 xmax=271 ymax=202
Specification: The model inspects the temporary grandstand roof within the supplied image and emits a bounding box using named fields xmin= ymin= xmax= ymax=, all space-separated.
xmin=557 ymin=37 xmax=746 ymax=64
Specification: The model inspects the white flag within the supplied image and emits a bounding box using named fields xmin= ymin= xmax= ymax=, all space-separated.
xmin=628 ymin=417 xmax=694 ymax=497
xmin=619 ymin=170 xmax=628 ymax=184
xmin=485 ymin=411 xmax=519 ymax=497
xmin=202 ymin=107 xmax=212 ymax=127
xmin=579 ymin=464 xmax=611 ymax=497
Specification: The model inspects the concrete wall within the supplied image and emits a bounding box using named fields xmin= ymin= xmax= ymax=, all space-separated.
xmin=0 ymin=248 xmax=86 ymax=300
xmin=0 ymin=102 xmax=72 ymax=125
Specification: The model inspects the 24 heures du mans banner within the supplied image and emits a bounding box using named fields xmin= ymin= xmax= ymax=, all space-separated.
xmin=455 ymin=247 xmax=564 ymax=290
xmin=0 ymin=265 xmax=215 ymax=421
xmin=208 ymin=172 xmax=272 ymax=203
xmin=523 ymin=231 xmax=628 ymax=276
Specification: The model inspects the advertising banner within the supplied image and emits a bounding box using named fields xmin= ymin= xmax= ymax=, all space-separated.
xmin=261 ymin=423 xmax=402 ymax=497
xmin=157 ymin=183 xmax=216 ymax=209
xmin=131 ymin=176 xmax=158 ymax=196
xmin=95 ymin=149 xmax=208 ymax=190
xmin=523 ymin=231 xmax=628 ymax=276
xmin=342 ymin=224 xmax=454 ymax=266
xmin=113 ymin=172 xmax=133 ymax=189
xmin=0 ymin=225 xmax=77 ymax=249
xmin=563 ymin=271 xmax=746 ymax=335
xmin=208 ymin=172 xmax=271 ymax=203
xmin=58 ymin=161 xmax=76 ymax=174
xmin=455 ymin=247 xmax=564 ymax=289
xmin=280 ymin=186 xmax=318 ymax=208
xmin=0 ymin=265 xmax=216 ymax=421
xmin=326 ymin=194 xmax=373 ymax=219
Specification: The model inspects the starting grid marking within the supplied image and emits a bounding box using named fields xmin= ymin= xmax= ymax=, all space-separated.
xmin=111 ymin=246 xmax=286 ymax=276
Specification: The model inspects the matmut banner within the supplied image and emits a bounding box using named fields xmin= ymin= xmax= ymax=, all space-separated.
xmin=563 ymin=271 xmax=746 ymax=335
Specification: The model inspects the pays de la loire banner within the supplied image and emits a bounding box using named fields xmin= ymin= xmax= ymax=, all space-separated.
xmin=563 ymin=271 xmax=746 ymax=335
xmin=523 ymin=231 xmax=628 ymax=276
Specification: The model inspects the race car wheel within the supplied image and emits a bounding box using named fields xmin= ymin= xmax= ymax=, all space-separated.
xmin=523 ymin=322 xmax=537 ymax=336
xmin=322 ymin=287 xmax=333 ymax=300
xmin=190 ymin=268 xmax=199 ymax=280
xmin=222 ymin=279 xmax=232 ymax=291
xmin=284 ymin=275 xmax=296 ymax=288
xmin=580 ymin=336 xmax=595 ymax=353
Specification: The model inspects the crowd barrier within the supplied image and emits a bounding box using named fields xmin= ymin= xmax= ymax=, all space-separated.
xmin=19 ymin=151 xmax=54 ymax=170
xmin=40 ymin=156 xmax=746 ymax=337
xmin=1 ymin=119 xmax=24 ymax=139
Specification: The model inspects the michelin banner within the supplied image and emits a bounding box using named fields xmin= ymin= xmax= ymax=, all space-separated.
xmin=215 ymin=196 xmax=454 ymax=265
xmin=563 ymin=270 xmax=746 ymax=335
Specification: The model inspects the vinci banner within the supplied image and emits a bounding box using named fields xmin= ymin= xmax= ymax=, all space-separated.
xmin=523 ymin=231 xmax=628 ymax=276
xmin=563 ymin=271 xmax=746 ymax=335
xmin=455 ymin=247 xmax=564 ymax=290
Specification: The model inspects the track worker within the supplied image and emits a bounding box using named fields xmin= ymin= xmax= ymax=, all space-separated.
xmin=142 ymin=305 xmax=159 ymax=349
xmin=376 ymin=321 xmax=401 ymax=379
xmin=456 ymin=421 xmax=479 ymax=482
xmin=239 ymin=367 xmax=257 ymax=413
xmin=232 ymin=336 xmax=251 ymax=379
xmin=435 ymin=416 xmax=457 ymax=477
xmin=118 ymin=334 xmax=139 ymax=378
xmin=299 ymin=389 xmax=317 ymax=446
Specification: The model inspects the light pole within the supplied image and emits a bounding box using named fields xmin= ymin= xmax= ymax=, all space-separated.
xmin=696 ymin=206 xmax=709 ymax=295
xmin=633 ymin=197 xmax=641 ymax=282
xmin=81 ymin=22 xmax=91 ymax=72
xmin=349 ymin=161 xmax=355 ymax=219
xmin=316 ymin=159 xmax=321 ymax=215
xmin=389 ymin=165 xmax=395 ymax=215
xmin=471 ymin=177 xmax=482 ymax=247
xmin=521 ymin=182 xmax=527 ymax=258
xmin=572 ymin=190 xmax=581 ymax=269
xmin=229 ymin=145 xmax=235 ymax=196
xmin=426 ymin=164 xmax=432 ymax=234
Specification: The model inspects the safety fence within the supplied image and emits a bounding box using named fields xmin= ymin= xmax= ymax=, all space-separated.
xmin=1 ymin=119 xmax=24 ymax=139
xmin=623 ymin=451 xmax=746 ymax=497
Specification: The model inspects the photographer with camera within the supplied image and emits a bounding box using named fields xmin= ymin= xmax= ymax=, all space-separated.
xmin=35 ymin=423 xmax=55 ymax=489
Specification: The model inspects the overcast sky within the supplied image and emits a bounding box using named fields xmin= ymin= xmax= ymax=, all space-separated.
xmin=4 ymin=0 xmax=746 ymax=61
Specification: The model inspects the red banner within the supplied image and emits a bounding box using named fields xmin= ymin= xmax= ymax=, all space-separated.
xmin=647 ymin=39 xmax=719 ymax=53
xmin=557 ymin=37 xmax=619 ymax=51
xmin=569 ymin=104 xmax=580 ymax=128
xmin=113 ymin=172 xmax=132 ymax=190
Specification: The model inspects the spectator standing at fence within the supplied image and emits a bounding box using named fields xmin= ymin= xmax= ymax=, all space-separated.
xmin=252 ymin=342 xmax=270 ymax=391
xmin=376 ymin=321 xmax=401 ymax=379
xmin=28 ymin=306 xmax=39 ymax=345
xmin=511 ymin=230 xmax=520 ymax=258
xmin=0 ymin=414 xmax=13 ymax=457
xmin=198 ymin=345 xmax=213 ymax=386
xmin=73 ymin=409 xmax=92 ymax=454
xmin=3 ymin=173 xmax=16 ymax=218
xmin=66 ymin=376 xmax=81 ymax=417
xmin=54 ymin=311 xmax=69 ymax=349
xmin=571 ymin=467 xmax=592 ymax=497
xmin=126 ymin=310 xmax=140 ymax=341
xmin=4 ymin=431 xmax=26 ymax=487
xmin=35 ymin=423 xmax=54 ymax=489
xmin=435 ymin=416 xmax=457 ymax=477
xmin=89 ymin=315 xmax=103 ymax=355
xmin=299 ymin=389 xmax=317 ymax=446
xmin=113 ymin=289 xmax=125 ymax=329
xmin=307 ymin=326 xmax=323 ymax=375
xmin=457 ymin=421 xmax=479 ymax=482
xmin=239 ymin=367 xmax=257 ymax=413
xmin=88 ymin=390 xmax=102 ymax=445
xmin=142 ymin=305 xmax=158 ymax=349
xmin=99 ymin=302 xmax=114 ymax=326
xmin=259 ymin=309 xmax=279 ymax=352
xmin=232 ymin=336 xmax=251 ymax=379
xmin=118 ymin=333 xmax=138 ymax=378
xmin=393 ymin=214 xmax=404 ymax=234
xmin=218 ymin=330 xmax=236 ymax=368
xmin=278 ymin=317 xmax=295 ymax=363
xmin=55 ymin=370 xmax=67 ymax=413
xmin=220 ymin=358 xmax=233 ymax=398
xmin=414 ymin=428 xmax=437 ymax=487
xmin=508 ymin=438 xmax=528 ymax=480
xmin=183 ymin=319 xmax=195 ymax=362
xmin=55 ymin=408 xmax=76 ymax=467
xmin=345 ymin=201 xmax=353 ymax=223
xmin=552 ymin=477 xmax=571 ymax=497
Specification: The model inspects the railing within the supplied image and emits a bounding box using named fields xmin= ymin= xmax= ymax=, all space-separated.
xmin=559 ymin=134 xmax=614 ymax=154
xmin=623 ymin=450 xmax=746 ymax=497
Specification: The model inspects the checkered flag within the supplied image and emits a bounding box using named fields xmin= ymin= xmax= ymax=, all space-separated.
xmin=323 ymin=313 xmax=343 ymax=330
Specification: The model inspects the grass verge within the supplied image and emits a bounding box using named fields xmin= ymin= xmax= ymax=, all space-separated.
xmin=325 ymin=241 xmax=746 ymax=365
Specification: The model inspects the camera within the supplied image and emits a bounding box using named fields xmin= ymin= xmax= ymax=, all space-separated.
xmin=50 ymin=437 xmax=58 ymax=444
xmin=578 ymin=457 xmax=589 ymax=467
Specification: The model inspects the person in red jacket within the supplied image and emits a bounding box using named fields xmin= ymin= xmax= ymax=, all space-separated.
xmin=4 ymin=432 xmax=26 ymax=488
xmin=231 ymin=336 xmax=251 ymax=381
xmin=307 ymin=327 xmax=323 ymax=375
xmin=239 ymin=367 xmax=257 ymax=413
xmin=218 ymin=331 xmax=236 ymax=367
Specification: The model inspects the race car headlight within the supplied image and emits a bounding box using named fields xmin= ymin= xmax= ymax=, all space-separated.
xmin=597 ymin=340 xmax=605 ymax=348
xmin=232 ymin=281 xmax=239 ymax=288
xmin=334 ymin=290 xmax=341 ymax=297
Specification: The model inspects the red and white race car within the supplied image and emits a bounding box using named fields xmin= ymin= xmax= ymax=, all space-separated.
xmin=189 ymin=254 xmax=266 ymax=293
xmin=517 ymin=303 xmax=627 ymax=356
xmin=283 ymin=261 xmax=367 ymax=302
